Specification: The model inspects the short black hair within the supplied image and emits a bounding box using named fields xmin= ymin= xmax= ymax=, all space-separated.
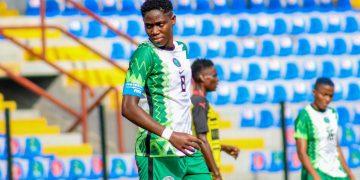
xmin=191 ymin=58 xmax=214 ymax=82
xmin=140 ymin=0 xmax=173 ymax=17
xmin=314 ymin=77 xmax=334 ymax=90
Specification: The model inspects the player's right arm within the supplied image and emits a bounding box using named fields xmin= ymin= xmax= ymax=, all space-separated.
xmin=294 ymin=110 xmax=320 ymax=180
xmin=122 ymin=44 xmax=201 ymax=155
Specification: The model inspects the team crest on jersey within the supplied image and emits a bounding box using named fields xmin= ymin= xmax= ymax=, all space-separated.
xmin=173 ymin=58 xmax=181 ymax=67
xmin=163 ymin=176 xmax=174 ymax=180
xmin=324 ymin=117 xmax=330 ymax=123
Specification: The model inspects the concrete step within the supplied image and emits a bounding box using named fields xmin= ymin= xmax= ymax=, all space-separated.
xmin=43 ymin=144 xmax=93 ymax=157
xmin=35 ymin=133 xmax=82 ymax=147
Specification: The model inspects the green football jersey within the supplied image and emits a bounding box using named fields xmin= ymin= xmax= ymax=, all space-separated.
xmin=123 ymin=40 xmax=192 ymax=157
xmin=294 ymin=104 xmax=347 ymax=178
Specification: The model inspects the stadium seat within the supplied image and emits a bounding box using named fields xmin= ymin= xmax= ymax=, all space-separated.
xmin=213 ymin=0 xmax=228 ymax=14
xmin=358 ymin=60 xmax=360 ymax=78
xmin=284 ymin=62 xmax=299 ymax=79
xmin=302 ymin=60 xmax=317 ymax=80
xmin=224 ymin=40 xmax=238 ymax=58
xmin=258 ymin=109 xmax=275 ymax=128
xmin=284 ymin=109 xmax=295 ymax=126
xmin=260 ymin=40 xmax=275 ymax=57
xmin=344 ymin=16 xmax=358 ymax=33
xmin=214 ymin=64 xmax=225 ymax=81
xmin=247 ymin=63 xmax=262 ymax=81
xmin=62 ymin=1 xmax=80 ymax=16
xmin=336 ymin=0 xmax=352 ymax=10
xmin=176 ymin=0 xmax=193 ymax=14
xmin=84 ymin=0 xmax=100 ymax=14
xmin=101 ymin=0 xmax=118 ymax=15
xmin=350 ymin=37 xmax=360 ymax=55
xmin=296 ymin=38 xmax=311 ymax=55
xmin=273 ymin=18 xmax=287 ymax=35
xmin=182 ymin=18 xmax=197 ymax=36
xmin=253 ymin=85 xmax=269 ymax=104
xmin=339 ymin=126 xmax=356 ymax=146
xmin=339 ymin=60 xmax=353 ymax=78
xmin=111 ymin=42 xmax=127 ymax=60
xmin=119 ymin=0 xmax=138 ymax=15
xmin=248 ymin=0 xmax=266 ymax=13
xmin=68 ymin=21 xmax=84 ymax=37
xmin=268 ymin=151 xmax=283 ymax=172
xmin=218 ymin=18 xmax=234 ymax=36
xmin=104 ymin=19 xmax=122 ymax=38
xmin=346 ymin=82 xmax=360 ymax=101
xmin=255 ymin=18 xmax=271 ymax=36
xmin=235 ymin=86 xmax=250 ymax=104
xmin=337 ymin=106 xmax=351 ymax=126
xmin=200 ymin=18 xmax=216 ymax=36
xmin=26 ymin=0 xmax=40 ymax=15
xmin=266 ymin=61 xmax=281 ymax=80
xmin=284 ymin=0 xmax=300 ymax=13
xmin=348 ymin=146 xmax=360 ymax=168
xmin=267 ymin=0 xmax=282 ymax=13
xmin=292 ymin=83 xmax=308 ymax=102
xmin=194 ymin=0 xmax=211 ymax=14
xmin=327 ymin=15 xmax=341 ymax=33
xmin=250 ymin=152 xmax=267 ymax=172
xmin=214 ymin=84 xmax=231 ymax=105
xmin=290 ymin=17 xmax=306 ymax=35
xmin=333 ymin=83 xmax=343 ymax=101
xmin=332 ymin=38 xmax=347 ymax=55
xmin=236 ymin=19 xmax=252 ymax=37
xmin=318 ymin=0 xmax=333 ymax=11
xmin=187 ymin=41 xmax=203 ymax=58
xmin=228 ymin=0 xmax=246 ymax=13
xmin=278 ymin=37 xmax=293 ymax=56
xmin=228 ymin=63 xmax=242 ymax=82
xmin=353 ymin=107 xmax=360 ymax=125
xmin=86 ymin=20 xmax=103 ymax=38
xmin=240 ymin=109 xmax=256 ymax=127
xmin=321 ymin=60 xmax=336 ymax=78
xmin=302 ymin=0 xmax=316 ymax=11
xmin=241 ymin=39 xmax=257 ymax=57
xmin=126 ymin=19 xmax=143 ymax=37
xmin=314 ymin=37 xmax=329 ymax=55
xmin=288 ymin=148 xmax=302 ymax=171
xmin=272 ymin=84 xmax=288 ymax=103
xmin=45 ymin=0 xmax=61 ymax=16
xmin=308 ymin=17 xmax=324 ymax=34
xmin=206 ymin=41 xmax=221 ymax=58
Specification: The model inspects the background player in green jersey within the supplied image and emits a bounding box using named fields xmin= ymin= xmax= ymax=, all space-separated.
xmin=191 ymin=59 xmax=240 ymax=180
xmin=122 ymin=0 xmax=211 ymax=179
xmin=295 ymin=77 xmax=354 ymax=180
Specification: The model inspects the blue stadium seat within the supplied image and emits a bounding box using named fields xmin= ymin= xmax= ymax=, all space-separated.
xmin=285 ymin=109 xmax=295 ymax=126
xmin=195 ymin=0 xmax=211 ymax=14
xmin=285 ymin=62 xmax=299 ymax=79
xmin=229 ymin=0 xmax=246 ymax=13
xmin=302 ymin=0 xmax=316 ymax=11
xmin=258 ymin=109 xmax=275 ymax=128
xmin=224 ymin=40 xmax=238 ymax=58
xmin=255 ymin=18 xmax=270 ymax=36
xmin=350 ymin=38 xmax=360 ymax=55
xmin=260 ymin=40 xmax=275 ymax=57
xmin=314 ymin=38 xmax=329 ymax=55
xmin=318 ymin=0 xmax=333 ymax=11
xmin=273 ymin=18 xmax=287 ymax=35
xmin=339 ymin=60 xmax=353 ymax=78
xmin=200 ymin=19 xmax=216 ymax=36
xmin=284 ymin=0 xmax=300 ymax=13
xmin=119 ymin=0 xmax=138 ymax=15
xmin=68 ymin=21 xmax=84 ymax=37
xmin=253 ymin=85 xmax=269 ymax=104
xmin=332 ymin=38 xmax=347 ymax=55
xmin=228 ymin=63 xmax=242 ymax=82
xmin=337 ymin=106 xmax=351 ymax=126
xmin=250 ymin=152 xmax=267 ymax=172
xmin=268 ymin=151 xmax=283 ymax=172
xmin=344 ymin=16 xmax=358 ymax=33
xmin=346 ymin=83 xmax=360 ymax=101
xmin=111 ymin=42 xmax=129 ymax=60
xmin=292 ymin=84 xmax=308 ymax=102
xmin=214 ymin=84 xmax=231 ymax=105
xmin=348 ymin=146 xmax=360 ymax=168
xmin=218 ymin=18 xmax=234 ymax=36
xmin=126 ymin=19 xmax=142 ymax=37
xmin=266 ymin=61 xmax=281 ymax=80
xmin=247 ymin=63 xmax=262 ymax=81
xmin=333 ymin=83 xmax=343 ymax=101
xmin=290 ymin=17 xmax=306 ymax=35
xmin=278 ymin=37 xmax=293 ymax=56
xmin=353 ymin=107 xmax=360 ymax=125
xmin=101 ymin=0 xmax=118 ymax=15
xmin=337 ymin=0 xmax=352 ymax=11
xmin=86 ymin=20 xmax=103 ymax=38
xmin=236 ymin=19 xmax=252 ymax=37
xmin=206 ymin=41 xmax=221 ymax=58
xmin=288 ymin=148 xmax=302 ymax=171
xmin=272 ymin=84 xmax=287 ymax=103
xmin=303 ymin=60 xmax=317 ymax=80
xmin=321 ymin=60 xmax=336 ymax=78
xmin=241 ymin=39 xmax=257 ymax=57
xmin=214 ymin=64 xmax=225 ymax=81
xmin=188 ymin=41 xmax=203 ymax=58
xmin=248 ymin=0 xmax=266 ymax=13
xmin=267 ymin=0 xmax=282 ymax=13
xmin=358 ymin=60 xmax=360 ymax=78
xmin=84 ymin=0 xmax=100 ymax=14
xmin=213 ymin=0 xmax=228 ymax=14
xmin=173 ymin=21 xmax=182 ymax=36
xmin=241 ymin=109 xmax=256 ymax=127
xmin=235 ymin=86 xmax=250 ymax=104
xmin=46 ymin=0 xmax=61 ymax=16
xmin=308 ymin=17 xmax=324 ymax=34
xmin=176 ymin=0 xmax=193 ymax=14
xmin=327 ymin=16 xmax=341 ymax=33
xmin=62 ymin=1 xmax=80 ymax=16
xmin=104 ymin=19 xmax=122 ymax=38
xmin=296 ymin=38 xmax=311 ymax=55
xmin=26 ymin=0 xmax=41 ymax=15
xmin=339 ymin=126 xmax=356 ymax=146
xmin=182 ymin=18 xmax=197 ymax=36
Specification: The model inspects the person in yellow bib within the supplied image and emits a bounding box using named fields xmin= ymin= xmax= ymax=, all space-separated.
xmin=191 ymin=58 xmax=240 ymax=180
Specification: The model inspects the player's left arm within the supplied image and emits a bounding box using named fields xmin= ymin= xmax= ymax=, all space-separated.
xmin=221 ymin=144 xmax=239 ymax=159
xmin=337 ymin=143 xmax=355 ymax=180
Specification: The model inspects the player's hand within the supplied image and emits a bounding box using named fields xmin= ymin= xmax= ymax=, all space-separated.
xmin=169 ymin=131 xmax=202 ymax=155
xmin=223 ymin=145 xmax=240 ymax=159
xmin=212 ymin=172 xmax=222 ymax=180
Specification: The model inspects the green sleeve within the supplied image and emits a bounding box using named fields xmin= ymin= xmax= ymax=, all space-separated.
xmin=294 ymin=109 xmax=310 ymax=140
xmin=177 ymin=41 xmax=189 ymax=59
